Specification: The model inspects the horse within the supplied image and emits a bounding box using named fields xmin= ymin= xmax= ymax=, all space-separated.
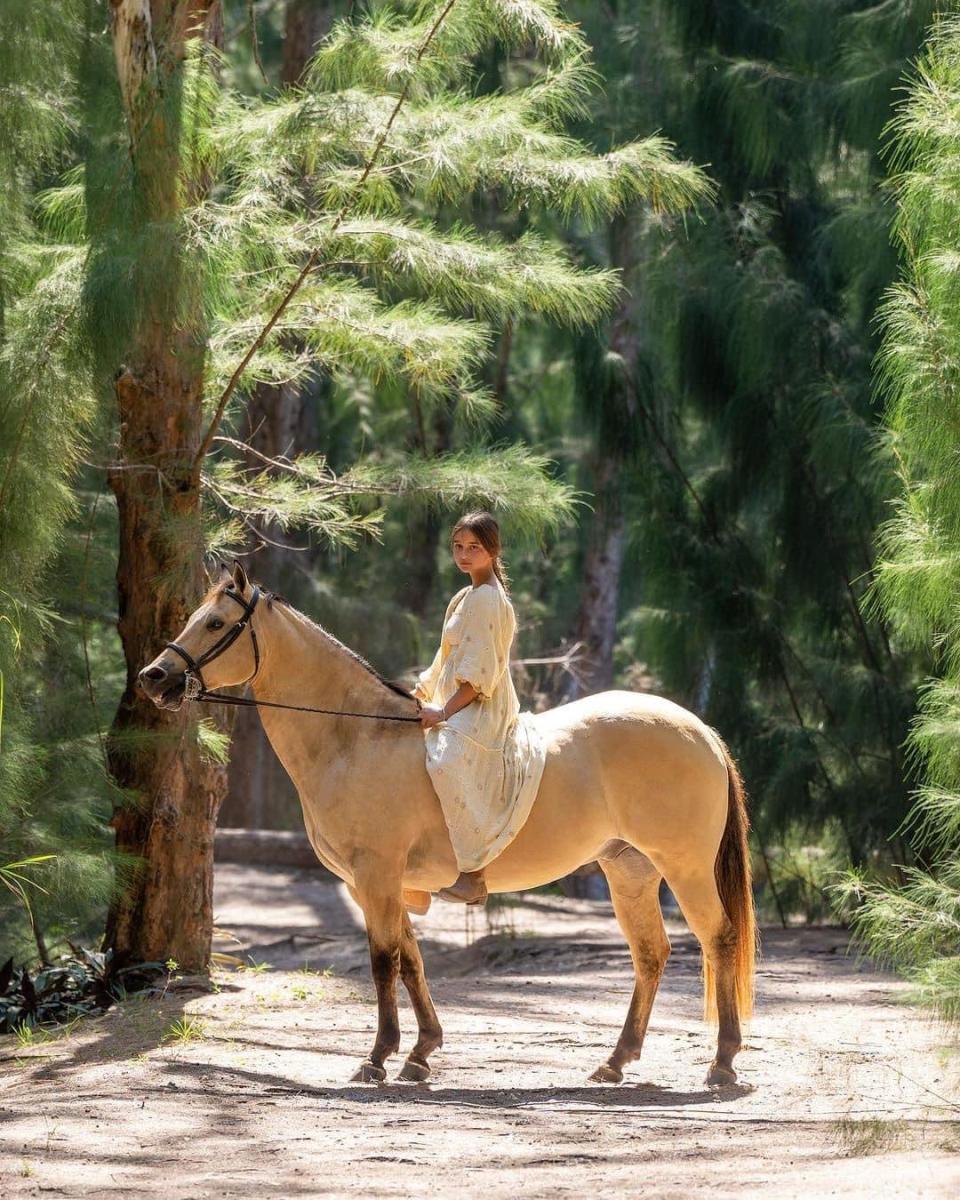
xmin=139 ymin=561 xmax=756 ymax=1087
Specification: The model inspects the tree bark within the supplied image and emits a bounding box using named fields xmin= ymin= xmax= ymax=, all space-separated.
xmin=103 ymin=1 xmax=227 ymax=973
xmin=282 ymin=0 xmax=335 ymax=85
xmin=567 ymin=462 xmax=627 ymax=696
xmin=402 ymin=397 xmax=454 ymax=617
xmin=564 ymin=215 xmax=641 ymax=699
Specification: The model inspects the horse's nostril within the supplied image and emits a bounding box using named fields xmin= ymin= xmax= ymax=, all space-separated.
xmin=141 ymin=666 xmax=167 ymax=683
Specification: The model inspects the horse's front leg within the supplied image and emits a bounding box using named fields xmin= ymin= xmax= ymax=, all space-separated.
xmin=351 ymin=862 xmax=404 ymax=1083
xmin=396 ymin=912 xmax=443 ymax=1082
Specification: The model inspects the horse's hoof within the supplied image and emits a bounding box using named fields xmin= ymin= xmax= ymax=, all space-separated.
xmin=589 ymin=1063 xmax=623 ymax=1084
xmin=705 ymin=1062 xmax=737 ymax=1087
xmin=352 ymin=1060 xmax=386 ymax=1084
xmin=397 ymin=1058 xmax=431 ymax=1083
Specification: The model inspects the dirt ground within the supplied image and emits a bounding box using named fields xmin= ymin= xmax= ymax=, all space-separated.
xmin=1 ymin=864 xmax=958 ymax=1199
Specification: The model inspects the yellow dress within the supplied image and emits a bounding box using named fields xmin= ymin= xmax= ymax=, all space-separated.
xmin=413 ymin=578 xmax=547 ymax=872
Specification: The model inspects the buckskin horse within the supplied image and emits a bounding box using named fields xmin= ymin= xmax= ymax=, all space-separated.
xmin=139 ymin=562 xmax=756 ymax=1086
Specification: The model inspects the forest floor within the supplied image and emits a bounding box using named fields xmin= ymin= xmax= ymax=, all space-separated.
xmin=1 ymin=864 xmax=958 ymax=1199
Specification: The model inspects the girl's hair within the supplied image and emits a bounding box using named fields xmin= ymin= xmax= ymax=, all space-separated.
xmin=451 ymin=511 xmax=510 ymax=595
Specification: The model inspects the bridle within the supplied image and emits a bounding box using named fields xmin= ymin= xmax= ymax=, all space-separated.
xmin=164 ymin=584 xmax=421 ymax=723
xmin=166 ymin=585 xmax=262 ymax=702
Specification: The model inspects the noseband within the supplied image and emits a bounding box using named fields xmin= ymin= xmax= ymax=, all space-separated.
xmin=166 ymin=585 xmax=261 ymax=701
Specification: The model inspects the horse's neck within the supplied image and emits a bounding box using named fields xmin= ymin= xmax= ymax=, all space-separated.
xmin=254 ymin=601 xmax=405 ymax=709
xmin=251 ymin=601 xmax=410 ymax=772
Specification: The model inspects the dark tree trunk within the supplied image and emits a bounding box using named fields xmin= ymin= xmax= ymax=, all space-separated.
xmin=564 ymin=215 xmax=642 ymax=699
xmin=402 ymin=397 xmax=454 ymax=617
xmin=282 ymin=0 xmax=335 ymax=85
xmin=103 ymin=1 xmax=227 ymax=973
xmin=568 ymin=462 xmax=627 ymax=696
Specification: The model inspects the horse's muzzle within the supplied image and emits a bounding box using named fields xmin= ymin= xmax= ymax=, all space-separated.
xmin=138 ymin=662 xmax=187 ymax=711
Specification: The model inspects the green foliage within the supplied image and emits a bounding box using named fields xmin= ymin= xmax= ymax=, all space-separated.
xmin=847 ymin=12 xmax=960 ymax=1025
xmin=759 ymin=821 xmax=851 ymax=925
xmin=0 ymin=2 xmax=711 ymax=951
xmin=559 ymin=0 xmax=933 ymax=879
xmin=0 ymin=0 xmax=115 ymax=966
xmin=70 ymin=0 xmax=710 ymax=556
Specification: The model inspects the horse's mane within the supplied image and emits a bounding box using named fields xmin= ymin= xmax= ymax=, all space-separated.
xmin=203 ymin=578 xmax=414 ymax=700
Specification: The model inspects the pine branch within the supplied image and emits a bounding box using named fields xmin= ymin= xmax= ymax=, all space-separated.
xmin=192 ymin=0 xmax=461 ymax=477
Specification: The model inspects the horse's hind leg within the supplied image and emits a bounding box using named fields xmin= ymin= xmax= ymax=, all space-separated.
xmin=589 ymin=844 xmax=670 ymax=1085
xmin=396 ymin=913 xmax=443 ymax=1082
xmin=665 ymin=868 xmax=741 ymax=1086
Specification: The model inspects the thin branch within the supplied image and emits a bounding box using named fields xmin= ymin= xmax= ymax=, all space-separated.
xmin=202 ymin=478 xmax=310 ymax=551
xmin=192 ymin=0 xmax=461 ymax=477
xmin=247 ymin=0 xmax=269 ymax=85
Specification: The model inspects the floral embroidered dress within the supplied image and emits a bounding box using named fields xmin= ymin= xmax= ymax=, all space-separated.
xmin=413 ymin=578 xmax=547 ymax=872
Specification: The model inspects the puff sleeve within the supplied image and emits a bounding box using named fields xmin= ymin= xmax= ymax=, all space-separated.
xmin=450 ymin=586 xmax=507 ymax=700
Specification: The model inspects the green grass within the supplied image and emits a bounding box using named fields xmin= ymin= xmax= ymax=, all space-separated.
xmin=160 ymin=1017 xmax=207 ymax=1046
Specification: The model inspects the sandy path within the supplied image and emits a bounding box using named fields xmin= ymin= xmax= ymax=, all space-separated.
xmin=1 ymin=864 xmax=957 ymax=1198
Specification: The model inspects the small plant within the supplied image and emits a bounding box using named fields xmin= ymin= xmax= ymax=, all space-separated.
xmin=295 ymin=962 xmax=337 ymax=978
xmin=0 ymin=950 xmax=166 ymax=1035
xmin=291 ymin=984 xmax=308 ymax=1001
xmin=13 ymin=1022 xmax=50 ymax=1049
xmin=238 ymin=957 xmax=271 ymax=974
xmin=161 ymin=1017 xmax=206 ymax=1046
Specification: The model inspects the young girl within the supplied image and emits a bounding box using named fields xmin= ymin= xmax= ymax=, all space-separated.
xmin=413 ymin=512 xmax=547 ymax=905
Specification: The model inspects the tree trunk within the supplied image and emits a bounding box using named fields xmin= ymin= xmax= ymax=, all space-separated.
xmin=564 ymin=215 xmax=641 ymax=699
xmin=402 ymin=397 xmax=454 ymax=617
xmin=282 ymin=0 xmax=335 ymax=86
xmin=567 ymin=464 xmax=627 ymax=696
xmin=103 ymin=0 xmax=227 ymax=973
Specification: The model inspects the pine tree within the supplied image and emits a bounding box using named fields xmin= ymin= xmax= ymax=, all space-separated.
xmin=30 ymin=0 xmax=711 ymax=969
xmin=563 ymin=0 xmax=934 ymax=879
xmin=842 ymin=11 xmax=960 ymax=1023
xmin=0 ymin=1 xmax=117 ymax=963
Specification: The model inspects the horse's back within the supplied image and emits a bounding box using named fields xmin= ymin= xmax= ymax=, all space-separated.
xmin=533 ymin=688 xmax=722 ymax=752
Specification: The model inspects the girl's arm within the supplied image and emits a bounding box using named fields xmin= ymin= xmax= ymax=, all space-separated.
xmin=419 ymin=680 xmax=479 ymax=728
xmin=441 ymin=681 xmax=478 ymax=720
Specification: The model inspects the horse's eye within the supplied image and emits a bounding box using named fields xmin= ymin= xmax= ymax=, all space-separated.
xmin=207 ymin=618 xmax=225 ymax=632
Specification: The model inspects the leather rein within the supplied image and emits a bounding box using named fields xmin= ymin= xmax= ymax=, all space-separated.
xmin=165 ymin=585 xmax=422 ymax=723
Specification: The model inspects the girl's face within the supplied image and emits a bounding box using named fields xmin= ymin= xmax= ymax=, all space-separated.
xmin=452 ymin=530 xmax=494 ymax=575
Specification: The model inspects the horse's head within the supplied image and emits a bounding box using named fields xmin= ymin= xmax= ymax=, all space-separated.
xmin=138 ymin=560 xmax=261 ymax=711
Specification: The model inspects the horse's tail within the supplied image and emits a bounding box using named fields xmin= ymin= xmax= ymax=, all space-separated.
xmin=703 ymin=739 xmax=757 ymax=1024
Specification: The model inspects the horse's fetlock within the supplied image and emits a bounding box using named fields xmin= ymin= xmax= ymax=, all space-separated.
xmin=374 ymin=1031 xmax=401 ymax=1061
xmin=422 ymin=1027 xmax=442 ymax=1052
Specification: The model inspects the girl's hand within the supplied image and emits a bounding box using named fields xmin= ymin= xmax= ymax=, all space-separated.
xmin=419 ymin=704 xmax=446 ymax=728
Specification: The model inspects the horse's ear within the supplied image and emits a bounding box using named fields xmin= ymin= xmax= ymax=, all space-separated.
xmin=202 ymin=552 xmax=222 ymax=586
xmin=232 ymin=560 xmax=249 ymax=593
